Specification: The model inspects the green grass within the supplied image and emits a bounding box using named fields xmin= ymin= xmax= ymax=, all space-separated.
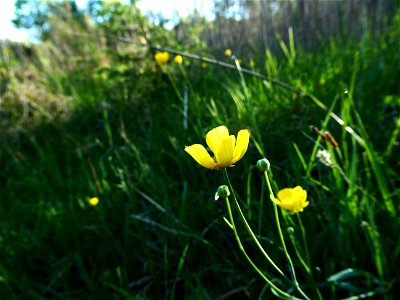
xmin=1 ymin=12 xmax=400 ymax=299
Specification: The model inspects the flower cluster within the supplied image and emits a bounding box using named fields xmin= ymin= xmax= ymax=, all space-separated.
xmin=316 ymin=149 xmax=332 ymax=167
xmin=185 ymin=125 xmax=309 ymax=214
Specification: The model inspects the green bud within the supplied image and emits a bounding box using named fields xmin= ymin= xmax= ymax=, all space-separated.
xmin=286 ymin=227 xmax=295 ymax=235
xmin=256 ymin=158 xmax=270 ymax=171
xmin=215 ymin=185 xmax=230 ymax=201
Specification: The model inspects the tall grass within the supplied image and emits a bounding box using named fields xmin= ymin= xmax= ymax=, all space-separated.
xmin=1 ymin=9 xmax=399 ymax=299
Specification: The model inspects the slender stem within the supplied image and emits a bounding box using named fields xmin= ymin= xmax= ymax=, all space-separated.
xmin=296 ymin=215 xmax=311 ymax=269
xmin=263 ymin=171 xmax=311 ymax=300
xmin=222 ymin=168 xmax=289 ymax=281
xmin=288 ymin=234 xmax=311 ymax=274
xmin=223 ymin=195 xmax=297 ymax=299
xmin=292 ymin=215 xmax=323 ymax=300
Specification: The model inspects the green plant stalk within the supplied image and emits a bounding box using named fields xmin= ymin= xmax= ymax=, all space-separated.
xmin=288 ymin=234 xmax=311 ymax=274
xmin=170 ymin=243 xmax=189 ymax=300
xmin=350 ymin=98 xmax=396 ymax=217
xmin=296 ymin=214 xmax=323 ymax=300
xmin=221 ymin=168 xmax=289 ymax=281
xmin=263 ymin=170 xmax=311 ymax=300
xmin=223 ymin=194 xmax=296 ymax=300
xmin=287 ymin=233 xmax=323 ymax=300
xmin=296 ymin=215 xmax=310 ymax=269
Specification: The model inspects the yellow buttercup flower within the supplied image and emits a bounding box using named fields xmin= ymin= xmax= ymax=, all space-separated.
xmin=275 ymin=186 xmax=309 ymax=214
xmin=201 ymin=62 xmax=207 ymax=68
xmin=185 ymin=125 xmax=250 ymax=169
xmin=250 ymin=59 xmax=256 ymax=68
xmin=174 ymin=55 xmax=183 ymax=64
xmin=154 ymin=51 xmax=169 ymax=65
xmin=224 ymin=48 xmax=232 ymax=57
xmin=88 ymin=197 xmax=99 ymax=206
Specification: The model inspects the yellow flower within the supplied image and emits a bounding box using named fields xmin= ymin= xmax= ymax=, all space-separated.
xmin=224 ymin=48 xmax=232 ymax=57
xmin=201 ymin=62 xmax=207 ymax=68
xmin=154 ymin=51 xmax=169 ymax=65
xmin=88 ymin=197 xmax=99 ymax=206
xmin=185 ymin=125 xmax=250 ymax=169
xmin=275 ymin=186 xmax=309 ymax=214
xmin=250 ymin=59 xmax=256 ymax=68
xmin=174 ymin=55 xmax=183 ymax=64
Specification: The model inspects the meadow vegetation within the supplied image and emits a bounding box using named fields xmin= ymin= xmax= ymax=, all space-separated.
xmin=1 ymin=1 xmax=399 ymax=299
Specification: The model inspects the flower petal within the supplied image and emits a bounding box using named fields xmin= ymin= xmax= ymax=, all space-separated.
xmin=185 ymin=144 xmax=217 ymax=169
xmin=274 ymin=198 xmax=296 ymax=211
xmin=215 ymin=135 xmax=235 ymax=168
xmin=232 ymin=129 xmax=250 ymax=163
xmin=293 ymin=186 xmax=307 ymax=202
xmin=277 ymin=188 xmax=292 ymax=201
xmin=206 ymin=126 xmax=229 ymax=155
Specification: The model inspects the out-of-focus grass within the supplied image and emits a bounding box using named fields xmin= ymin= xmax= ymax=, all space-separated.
xmin=0 ymin=12 xmax=399 ymax=299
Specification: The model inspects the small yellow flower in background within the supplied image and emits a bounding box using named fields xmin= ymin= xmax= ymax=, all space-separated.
xmin=250 ymin=59 xmax=256 ymax=68
xmin=224 ymin=48 xmax=232 ymax=57
xmin=201 ymin=62 xmax=207 ymax=68
xmin=154 ymin=51 xmax=169 ymax=66
xmin=237 ymin=58 xmax=242 ymax=64
xmin=88 ymin=197 xmax=99 ymax=206
xmin=275 ymin=186 xmax=309 ymax=214
xmin=185 ymin=125 xmax=250 ymax=170
xmin=174 ymin=55 xmax=183 ymax=64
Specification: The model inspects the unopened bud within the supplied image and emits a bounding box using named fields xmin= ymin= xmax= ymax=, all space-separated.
xmin=215 ymin=185 xmax=230 ymax=201
xmin=256 ymin=158 xmax=270 ymax=171
xmin=287 ymin=227 xmax=295 ymax=235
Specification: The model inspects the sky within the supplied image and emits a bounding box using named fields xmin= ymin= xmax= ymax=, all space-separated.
xmin=0 ymin=0 xmax=213 ymax=42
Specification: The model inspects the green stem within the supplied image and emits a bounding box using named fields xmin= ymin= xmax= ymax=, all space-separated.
xmin=296 ymin=215 xmax=323 ymax=300
xmin=263 ymin=171 xmax=311 ymax=300
xmin=222 ymin=168 xmax=289 ymax=281
xmin=223 ymin=195 xmax=297 ymax=299
xmin=296 ymin=215 xmax=311 ymax=269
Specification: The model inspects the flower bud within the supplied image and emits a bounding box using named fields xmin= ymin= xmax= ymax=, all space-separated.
xmin=214 ymin=185 xmax=230 ymax=201
xmin=174 ymin=55 xmax=183 ymax=65
xmin=256 ymin=158 xmax=270 ymax=171
xmin=286 ymin=227 xmax=295 ymax=235
xmin=224 ymin=48 xmax=232 ymax=57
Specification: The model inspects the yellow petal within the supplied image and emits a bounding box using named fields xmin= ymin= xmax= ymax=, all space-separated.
xmin=277 ymin=188 xmax=292 ymax=201
xmin=276 ymin=186 xmax=309 ymax=214
xmin=206 ymin=126 xmax=229 ymax=154
xmin=293 ymin=186 xmax=307 ymax=201
xmin=232 ymin=129 xmax=250 ymax=163
xmin=215 ymin=135 xmax=235 ymax=168
xmin=274 ymin=198 xmax=296 ymax=211
xmin=185 ymin=144 xmax=217 ymax=169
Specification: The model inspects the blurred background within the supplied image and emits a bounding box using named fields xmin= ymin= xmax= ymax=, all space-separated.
xmin=1 ymin=0 xmax=399 ymax=299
